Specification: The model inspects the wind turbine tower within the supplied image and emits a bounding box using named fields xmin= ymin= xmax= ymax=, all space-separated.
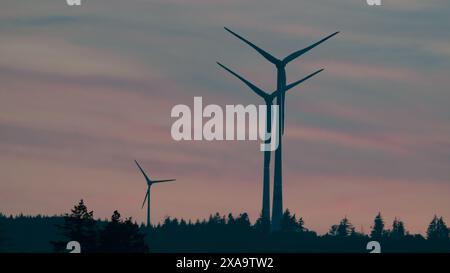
xmin=222 ymin=27 xmax=338 ymax=231
xmin=217 ymin=62 xmax=323 ymax=225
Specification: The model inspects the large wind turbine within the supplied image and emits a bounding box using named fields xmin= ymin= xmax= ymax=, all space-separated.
xmin=223 ymin=27 xmax=338 ymax=230
xmin=217 ymin=62 xmax=323 ymax=225
xmin=223 ymin=27 xmax=338 ymax=134
xmin=134 ymin=160 xmax=175 ymax=228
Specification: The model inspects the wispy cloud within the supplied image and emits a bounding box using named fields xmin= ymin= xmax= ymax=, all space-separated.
xmin=0 ymin=0 xmax=449 ymax=233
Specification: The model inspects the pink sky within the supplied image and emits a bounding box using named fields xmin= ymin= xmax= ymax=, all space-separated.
xmin=1 ymin=0 xmax=450 ymax=235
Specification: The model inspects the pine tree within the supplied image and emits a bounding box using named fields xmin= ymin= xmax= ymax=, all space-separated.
xmin=52 ymin=199 xmax=98 ymax=252
xmin=436 ymin=217 xmax=449 ymax=239
xmin=227 ymin=213 xmax=235 ymax=226
xmin=280 ymin=210 xmax=299 ymax=233
xmin=227 ymin=213 xmax=251 ymax=235
xmin=254 ymin=213 xmax=270 ymax=233
xmin=370 ymin=212 xmax=385 ymax=240
xmin=234 ymin=213 xmax=251 ymax=229
xmin=99 ymin=210 xmax=148 ymax=253
xmin=298 ymin=217 xmax=307 ymax=233
xmin=427 ymin=215 xmax=449 ymax=240
xmin=329 ymin=225 xmax=339 ymax=236
xmin=329 ymin=217 xmax=354 ymax=237
xmin=390 ymin=218 xmax=405 ymax=238
xmin=208 ymin=213 xmax=225 ymax=226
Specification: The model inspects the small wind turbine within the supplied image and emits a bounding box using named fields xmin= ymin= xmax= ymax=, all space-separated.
xmin=134 ymin=160 xmax=175 ymax=228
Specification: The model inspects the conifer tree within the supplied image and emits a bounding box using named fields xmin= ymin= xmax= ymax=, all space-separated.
xmin=52 ymin=199 xmax=98 ymax=252
xmin=99 ymin=210 xmax=148 ymax=253
xmin=370 ymin=212 xmax=385 ymax=240
xmin=390 ymin=218 xmax=406 ymax=238
xmin=427 ymin=215 xmax=449 ymax=240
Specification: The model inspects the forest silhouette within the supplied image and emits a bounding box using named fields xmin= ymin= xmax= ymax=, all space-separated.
xmin=0 ymin=199 xmax=449 ymax=253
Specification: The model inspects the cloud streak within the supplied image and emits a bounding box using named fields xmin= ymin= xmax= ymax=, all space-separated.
xmin=0 ymin=0 xmax=449 ymax=234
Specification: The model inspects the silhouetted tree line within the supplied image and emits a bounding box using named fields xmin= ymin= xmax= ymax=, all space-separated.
xmin=0 ymin=213 xmax=65 ymax=252
xmin=52 ymin=200 xmax=148 ymax=253
xmin=147 ymin=209 xmax=449 ymax=253
xmin=0 ymin=201 xmax=449 ymax=252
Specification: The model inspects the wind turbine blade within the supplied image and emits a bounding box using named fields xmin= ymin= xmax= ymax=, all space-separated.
xmin=152 ymin=179 xmax=176 ymax=183
xmin=134 ymin=160 xmax=152 ymax=184
xmin=285 ymin=69 xmax=324 ymax=92
xmin=141 ymin=189 xmax=149 ymax=209
xmin=282 ymin=32 xmax=339 ymax=65
xmin=217 ymin=62 xmax=269 ymax=99
xmin=224 ymin=27 xmax=280 ymax=65
xmin=281 ymin=68 xmax=324 ymax=135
